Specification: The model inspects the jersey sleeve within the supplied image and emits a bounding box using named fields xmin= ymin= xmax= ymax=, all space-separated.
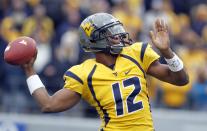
xmin=63 ymin=65 xmax=85 ymax=95
xmin=142 ymin=43 xmax=160 ymax=71
xmin=130 ymin=42 xmax=160 ymax=72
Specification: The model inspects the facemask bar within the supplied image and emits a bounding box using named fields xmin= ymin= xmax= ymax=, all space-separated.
xmin=108 ymin=33 xmax=133 ymax=46
xmin=88 ymin=21 xmax=133 ymax=54
xmin=106 ymin=33 xmax=133 ymax=54
xmin=93 ymin=22 xmax=133 ymax=46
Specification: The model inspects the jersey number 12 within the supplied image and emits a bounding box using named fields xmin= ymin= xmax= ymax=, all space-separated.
xmin=112 ymin=77 xmax=143 ymax=116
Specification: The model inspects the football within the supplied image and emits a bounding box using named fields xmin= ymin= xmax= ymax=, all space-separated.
xmin=4 ymin=36 xmax=37 ymax=65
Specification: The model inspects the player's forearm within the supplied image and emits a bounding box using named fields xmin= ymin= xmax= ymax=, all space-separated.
xmin=157 ymin=66 xmax=189 ymax=86
xmin=167 ymin=68 xmax=189 ymax=86
xmin=32 ymin=88 xmax=68 ymax=113
xmin=32 ymin=88 xmax=53 ymax=112
xmin=148 ymin=62 xmax=189 ymax=86
xmin=162 ymin=50 xmax=189 ymax=85
xmin=23 ymin=67 xmax=79 ymax=113
xmin=26 ymin=75 xmax=61 ymax=113
xmin=23 ymin=66 xmax=54 ymax=112
xmin=33 ymin=88 xmax=81 ymax=113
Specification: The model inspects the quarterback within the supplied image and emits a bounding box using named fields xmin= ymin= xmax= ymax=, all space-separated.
xmin=22 ymin=13 xmax=188 ymax=131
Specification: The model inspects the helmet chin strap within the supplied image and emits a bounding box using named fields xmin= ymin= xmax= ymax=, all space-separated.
xmin=109 ymin=42 xmax=124 ymax=54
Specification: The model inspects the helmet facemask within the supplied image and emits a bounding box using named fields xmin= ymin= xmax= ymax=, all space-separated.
xmin=91 ymin=21 xmax=133 ymax=54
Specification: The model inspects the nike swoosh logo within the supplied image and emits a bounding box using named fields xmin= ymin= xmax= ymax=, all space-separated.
xmin=125 ymin=69 xmax=131 ymax=75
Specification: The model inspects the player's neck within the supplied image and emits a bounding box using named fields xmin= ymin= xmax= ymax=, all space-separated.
xmin=95 ymin=52 xmax=117 ymax=67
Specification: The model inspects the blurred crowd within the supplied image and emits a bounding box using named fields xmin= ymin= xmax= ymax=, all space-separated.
xmin=0 ymin=0 xmax=207 ymax=116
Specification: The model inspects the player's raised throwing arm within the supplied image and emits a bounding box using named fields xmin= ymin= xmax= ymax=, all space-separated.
xmin=21 ymin=57 xmax=81 ymax=113
xmin=147 ymin=18 xmax=189 ymax=86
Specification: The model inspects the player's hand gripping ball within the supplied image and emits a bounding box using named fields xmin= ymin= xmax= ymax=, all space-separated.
xmin=4 ymin=36 xmax=37 ymax=65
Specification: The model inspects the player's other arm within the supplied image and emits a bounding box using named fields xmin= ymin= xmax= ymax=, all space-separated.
xmin=147 ymin=60 xmax=188 ymax=86
xmin=22 ymin=57 xmax=81 ymax=113
xmin=147 ymin=18 xmax=189 ymax=86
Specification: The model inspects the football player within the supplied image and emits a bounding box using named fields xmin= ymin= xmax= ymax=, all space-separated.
xmin=22 ymin=13 xmax=189 ymax=131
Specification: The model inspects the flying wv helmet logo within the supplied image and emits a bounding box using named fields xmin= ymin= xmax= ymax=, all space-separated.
xmin=81 ymin=22 xmax=94 ymax=37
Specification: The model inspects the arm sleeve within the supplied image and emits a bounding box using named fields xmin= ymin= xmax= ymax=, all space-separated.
xmin=142 ymin=44 xmax=160 ymax=72
xmin=63 ymin=66 xmax=84 ymax=95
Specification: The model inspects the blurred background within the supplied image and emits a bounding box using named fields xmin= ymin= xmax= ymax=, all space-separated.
xmin=0 ymin=0 xmax=207 ymax=131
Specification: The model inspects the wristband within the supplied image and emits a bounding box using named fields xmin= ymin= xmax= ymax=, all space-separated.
xmin=164 ymin=53 xmax=184 ymax=72
xmin=26 ymin=75 xmax=45 ymax=95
